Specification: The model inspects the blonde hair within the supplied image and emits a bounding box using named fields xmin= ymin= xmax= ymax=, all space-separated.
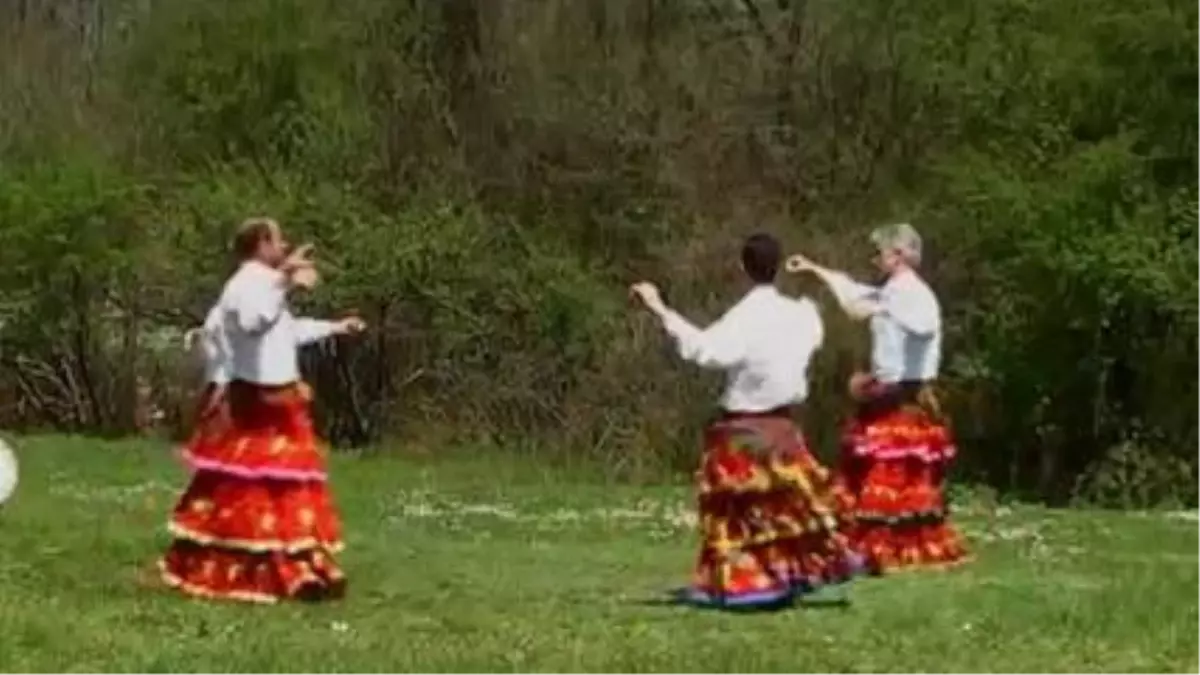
xmin=869 ymin=222 xmax=922 ymax=266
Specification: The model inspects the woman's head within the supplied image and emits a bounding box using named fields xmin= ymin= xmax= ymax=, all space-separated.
xmin=869 ymin=223 xmax=922 ymax=275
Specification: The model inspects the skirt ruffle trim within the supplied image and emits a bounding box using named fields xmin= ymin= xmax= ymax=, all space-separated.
xmin=168 ymin=468 xmax=343 ymax=553
xmin=854 ymin=522 xmax=971 ymax=573
xmin=159 ymin=543 xmax=346 ymax=604
xmin=159 ymin=564 xmax=280 ymax=604
xmin=848 ymin=482 xmax=950 ymax=525
xmin=181 ymin=380 xmax=327 ymax=480
xmin=702 ymin=515 xmax=844 ymax=554
xmin=179 ymin=449 xmax=328 ymax=482
xmin=167 ymin=521 xmax=345 ymax=554
xmin=845 ymin=441 xmax=957 ymax=463
xmin=701 ymin=460 xmax=837 ymax=496
xmin=843 ymin=407 xmax=956 ymax=463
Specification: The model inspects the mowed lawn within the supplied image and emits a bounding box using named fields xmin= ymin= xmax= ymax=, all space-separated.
xmin=0 ymin=436 xmax=1196 ymax=673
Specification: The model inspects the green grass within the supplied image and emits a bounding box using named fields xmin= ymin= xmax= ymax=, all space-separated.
xmin=1 ymin=435 xmax=1196 ymax=672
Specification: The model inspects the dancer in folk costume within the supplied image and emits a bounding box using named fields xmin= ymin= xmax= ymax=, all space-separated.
xmin=786 ymin=223 xmax=969 ymax=573
xmin=630 ymin=233 xmax=862 ymax=609
xmin=160 ymin=217 xmax=365 ymax=603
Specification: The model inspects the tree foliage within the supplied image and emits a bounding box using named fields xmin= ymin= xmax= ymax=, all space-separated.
xmin=0 ymin=0 xmax=1194 ymax=503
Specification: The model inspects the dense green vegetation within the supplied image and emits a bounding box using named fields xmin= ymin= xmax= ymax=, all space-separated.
xmin=0 ymin=0 xmax=1195 ymax=503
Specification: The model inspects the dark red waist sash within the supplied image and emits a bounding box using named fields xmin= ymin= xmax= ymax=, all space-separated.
xmin=717 ymin=405 xmax=797 ymax=423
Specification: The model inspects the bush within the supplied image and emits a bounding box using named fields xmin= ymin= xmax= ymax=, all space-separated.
xmin=1072 ymin=438 xmax=1198 ymax=510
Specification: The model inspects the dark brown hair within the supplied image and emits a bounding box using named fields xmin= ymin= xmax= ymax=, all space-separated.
xmin=741 ymin=232 xmax=781 ymax=283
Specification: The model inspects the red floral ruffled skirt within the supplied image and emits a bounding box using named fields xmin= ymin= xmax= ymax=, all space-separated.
xmin=159 ymin=380 xmax=345 ymax=603
xmin=684 ymin=410 xmax=862 ymax=608
xmin=837 ymin=379 xmax=970 ymax=573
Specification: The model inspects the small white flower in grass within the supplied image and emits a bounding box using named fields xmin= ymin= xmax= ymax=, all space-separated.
xmin=460 ymin=503 xmax=519 ymax=519
xmin=663 ymin=508 xmax=697 ymax=530
xmin=330 ymin=621 xmax=350 ymax=633
xmin=1165 ymin=511 xmax=1198 ymax=522
xmin=962 ymin=622 xmax=974 ymax=632
xmin=546 ymin=508 xmax=583 ymax=522
xmin=48 ymin=479 xmax=176 ymax=505
xmin=399 ymin=503 xmax=440 ymax=518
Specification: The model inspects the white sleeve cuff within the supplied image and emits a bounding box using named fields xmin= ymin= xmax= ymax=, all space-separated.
xmin=294 ymin=318 xmax=339 ymax=346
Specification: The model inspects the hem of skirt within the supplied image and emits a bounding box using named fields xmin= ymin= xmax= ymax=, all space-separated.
xmin=159 ymin=566 xmax=279 ymax=605
xmin=180 ymin=450 xmax=328 ymax=482
xmin=681 ymin=586 xmax=794 ymax=608
xmin=285 ymin=569 xmax=347 ymax=600
xmin=860 ymin=540 xmax=972 ymax=573
xmin=682 ymin=572 xmax=856 ymax=609
xmin=167 ymin=521 xmax=345 ymax=554
xmin=158 ymin=560 xmax=346 ymax=604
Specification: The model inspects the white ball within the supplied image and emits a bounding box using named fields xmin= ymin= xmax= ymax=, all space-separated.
xmin=0 ymin=437 xmax=17 ymax=505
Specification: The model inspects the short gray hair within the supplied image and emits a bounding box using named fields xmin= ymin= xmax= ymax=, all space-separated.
xmin=869 ymin=222 xmax=922 ymax=266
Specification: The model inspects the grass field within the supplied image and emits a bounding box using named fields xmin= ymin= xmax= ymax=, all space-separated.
xmin=0 ymin=435 xmax=1196 ymax=672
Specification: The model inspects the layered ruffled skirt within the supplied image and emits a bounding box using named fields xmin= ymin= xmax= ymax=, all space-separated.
xmin=682 ymin=410 xmax=862 ymax=608
xmin=159 ymin=381 xmax=346 ymax=603
xmin=837 ymin=379 xmax=969 ymax=573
